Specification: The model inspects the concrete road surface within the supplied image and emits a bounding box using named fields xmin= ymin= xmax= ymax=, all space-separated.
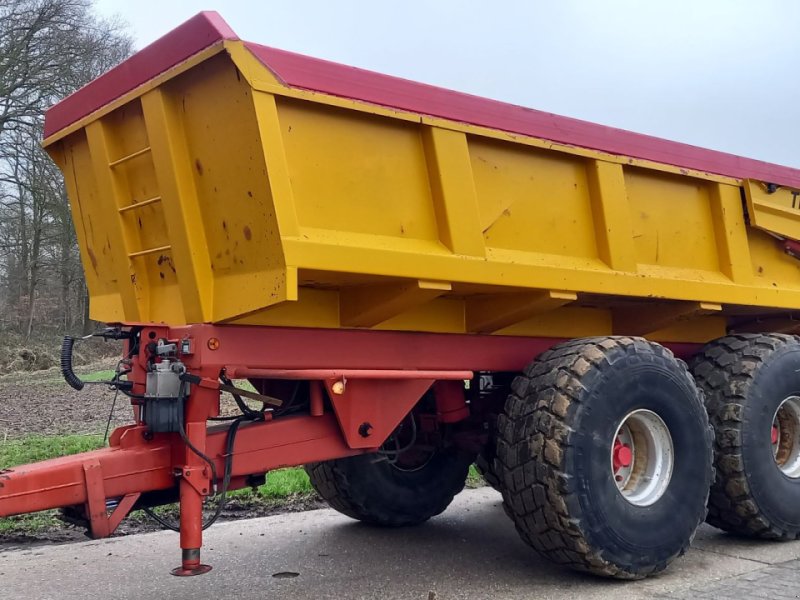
xmin=2 ymin=487 xmax=800 ymax=600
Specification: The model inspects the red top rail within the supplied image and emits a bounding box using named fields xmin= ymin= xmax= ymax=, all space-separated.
xmin=45 ymin=11 xmax=800 ymax=190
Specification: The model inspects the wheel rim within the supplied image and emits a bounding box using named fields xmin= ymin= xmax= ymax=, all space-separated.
xmin=772 ymin=396 xmax=800 ymax=478
xmin=611 ymin=409 xmax=674 ymax=506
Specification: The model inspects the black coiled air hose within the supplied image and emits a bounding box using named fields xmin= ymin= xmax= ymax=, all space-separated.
xmin=61 ymin=336 xmax=85 ymax=390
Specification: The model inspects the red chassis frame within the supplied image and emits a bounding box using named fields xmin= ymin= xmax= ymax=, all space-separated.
xmin=0 ymin=324 xmax=701 ymax=575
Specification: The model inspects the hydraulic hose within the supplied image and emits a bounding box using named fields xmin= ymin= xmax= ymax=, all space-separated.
xmin=61 ymin=336 xmax=84 ymax=391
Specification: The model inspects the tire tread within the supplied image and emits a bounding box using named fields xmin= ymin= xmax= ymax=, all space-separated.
xmin=690 ymin=333 xmax=800 ymax=540
xmin=496 ymin=336 xmax=712 ymax=579
xmin=305 ymin=450 xmax=470 ymax=527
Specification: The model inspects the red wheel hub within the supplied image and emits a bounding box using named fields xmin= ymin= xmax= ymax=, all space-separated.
xmin=613 ymin=438 xmax=633 ymax=471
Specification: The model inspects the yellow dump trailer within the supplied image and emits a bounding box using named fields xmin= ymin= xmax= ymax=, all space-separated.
xmin=43 ymin=15 xmax=800 ymax=344
xmin=6 ymin=11 xmax=799 ymax=582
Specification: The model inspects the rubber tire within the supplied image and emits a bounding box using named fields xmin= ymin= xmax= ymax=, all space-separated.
xmin=475 ymin=448 xmax=501 ymax=491
xmin=691 ymin=333 xmax=800 ymax=539
xmin=305 ymin=447 xmax=472 ymax=527
xmin=496 ymin=337 xmax=713 ymax=579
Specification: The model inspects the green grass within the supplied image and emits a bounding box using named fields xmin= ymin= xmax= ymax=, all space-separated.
xmin=80 ymin=369 xmax=117 ymax=382
xmin=0 ymin=434 xmax=104 ymax=467
xmin=240 ymin=466 xmax=314 ymax=498
xmin=232 ymin=379 xmax=257 ymax=393
xmin=17 ymin=365 xmax=119 ymax=385
xmin=0 ymin=512 xmax=63 ymax=534
xmin=0 ymin=434 xmax=107 ymax=535
xmin=466 ymin=464 xmax=483 ymax=488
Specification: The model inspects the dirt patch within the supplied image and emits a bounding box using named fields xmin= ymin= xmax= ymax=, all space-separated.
xmin=0 ymin=361 xmax=132 ymax=440
xmin=0 ymin=366 xmax=331 ymax=549
xmin=0 ymin=335 xmax=121 ymax=376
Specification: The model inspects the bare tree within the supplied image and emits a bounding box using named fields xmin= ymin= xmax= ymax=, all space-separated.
xmin=0 ymin=1 xmax=131 ymax=131
xmin=0 ymin=0 xmax=132 ymax=339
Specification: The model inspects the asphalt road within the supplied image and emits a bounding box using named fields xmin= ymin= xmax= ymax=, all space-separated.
xmin=2 ymin=487 xmax=800 ymax=600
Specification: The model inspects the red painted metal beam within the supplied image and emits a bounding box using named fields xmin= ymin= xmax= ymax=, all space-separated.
xmin=166 ymin=325 xmax=566 ymax=373
xmin=228 ymin=368 xmax=473 ymax=380
xmin=163 ymin=325 xmax=701 ymax=372
xmin=0 ymin=414 xmax=360 ymax=520
xmin=0 ymin=431 xmax=173 ymax=516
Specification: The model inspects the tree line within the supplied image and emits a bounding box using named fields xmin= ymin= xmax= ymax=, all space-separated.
xmin=0 ymin=0 xmax=132 ymax=339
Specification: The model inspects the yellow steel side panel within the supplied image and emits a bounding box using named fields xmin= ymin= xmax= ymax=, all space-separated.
xmin=48 ymin=42 xmax=800 ymax=338
xmin=161 ymin=54 xmax=292 ymax=321
xmin=420 ymin=126 xmax=485 ymax=257
xmin=749 ymin=229 xmax=800 ymax=291
xmin=744 ymin=180 xmax=800 ymax=241
xmin=276 ymin=98 xmax=439 ymax=242
xmin=586 ymin=160 xmax=637 ymax=271
xmin=51 ymin=132 xmax=126 ymax=321
xmin=709 ymin=183 xmax=753 ymax=283
xmin=625 ymin=168 xmax=720 ymax=272
xmin=141 ymin=87 xmax=214 ymax=323
xmin=469 ymin=137 xmax=599 ymax=261
xmin=97 ymin=101 xmax=185 ymax=324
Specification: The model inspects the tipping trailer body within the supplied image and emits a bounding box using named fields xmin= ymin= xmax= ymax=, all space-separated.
xmin=4 ymin=11 xmax=800 ymax=581
xmin=42 ymin=14 xmax=800 ymax=343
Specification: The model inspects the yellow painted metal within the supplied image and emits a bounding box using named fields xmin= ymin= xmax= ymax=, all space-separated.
xmin=744 ymin=180 xmax=800 ymax=241
xmin=341 ymin=280 xmax=452 ymax=328
xmin=44 ymin=41 xmax=800 ymax=344
xmin=466 ymin=290 xmax=578 ymax=334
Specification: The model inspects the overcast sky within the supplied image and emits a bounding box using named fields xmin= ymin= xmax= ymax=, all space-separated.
xmin=94 ymin=0 xmax=800 ymax=168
